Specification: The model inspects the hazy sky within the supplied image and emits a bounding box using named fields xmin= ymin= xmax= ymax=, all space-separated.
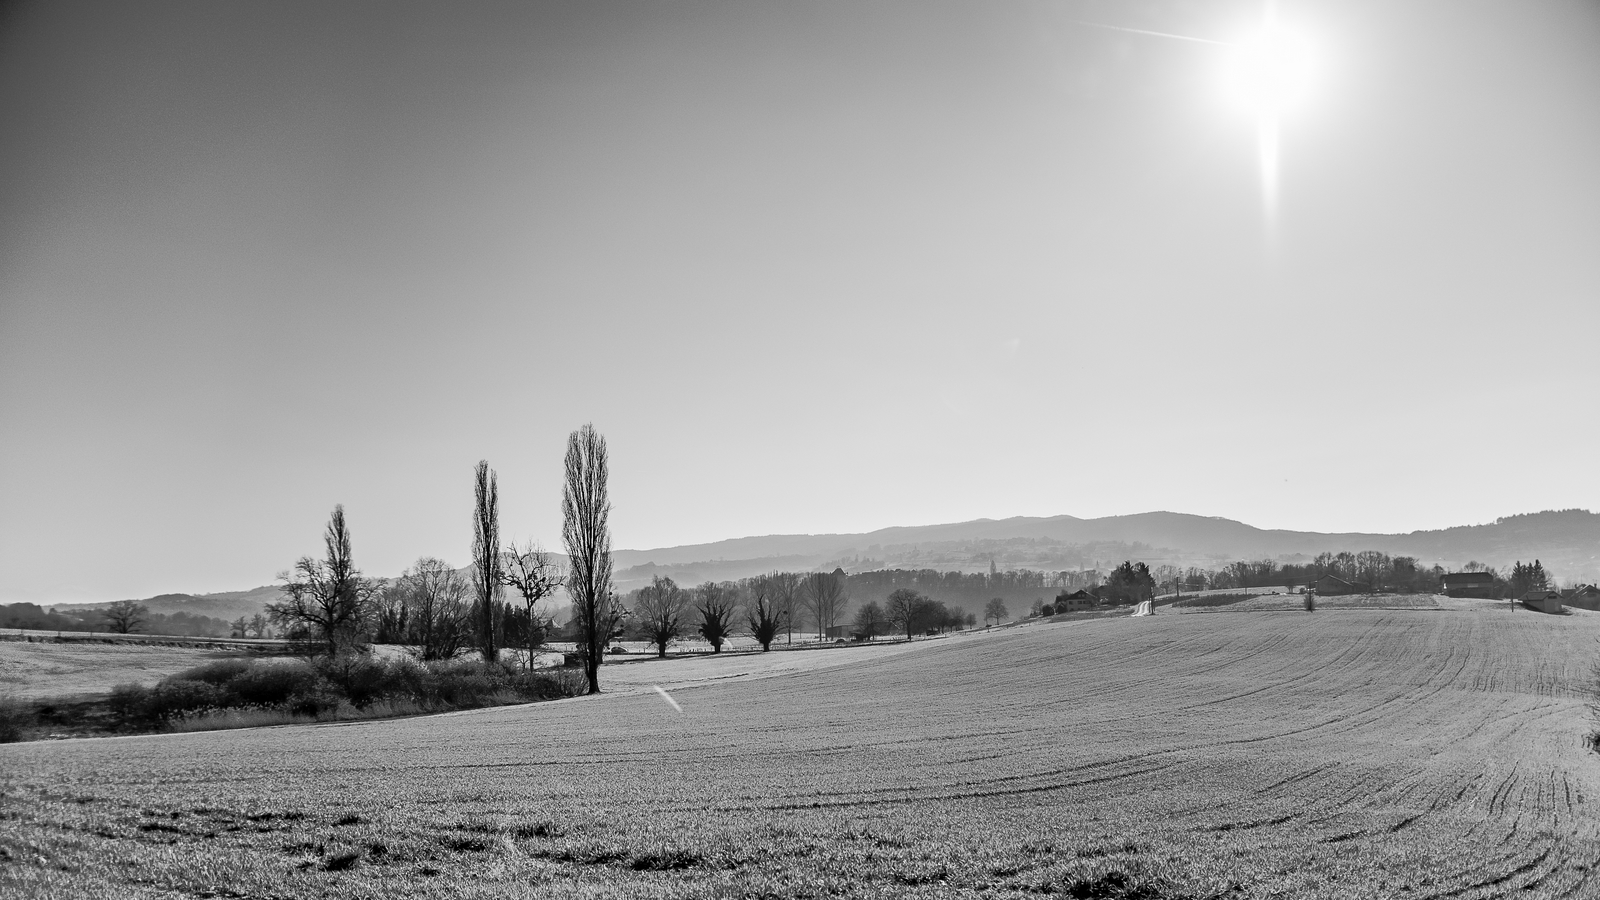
xmin=2 ymin=1 xmax=1598 ymax=602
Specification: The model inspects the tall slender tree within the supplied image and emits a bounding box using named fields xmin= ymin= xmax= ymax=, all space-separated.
xmin=472 ymin=460 xmax=503 ymax=662
xmin=563 ymin=424 xmax=616 ymax=694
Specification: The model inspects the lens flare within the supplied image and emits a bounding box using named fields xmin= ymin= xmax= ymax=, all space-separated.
xmin=1226 ymin=25 xmax=1314 ymax=118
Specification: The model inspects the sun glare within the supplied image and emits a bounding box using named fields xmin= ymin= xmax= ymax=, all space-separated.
xmin=1224 ymin=21 xmax=1315 ymax=119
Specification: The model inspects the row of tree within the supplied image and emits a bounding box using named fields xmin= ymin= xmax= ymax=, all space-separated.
xmin=627 ymin=570 xmax=858 ymax=656
xmin=266 ymin=424 xmax=618 ymax=694
xmin=0 ymin=601 xmax=234 ymax=638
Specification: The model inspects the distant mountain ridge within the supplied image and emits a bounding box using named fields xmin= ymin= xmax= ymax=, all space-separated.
xmin=44 ymin=509 xmax=1600 ymax=615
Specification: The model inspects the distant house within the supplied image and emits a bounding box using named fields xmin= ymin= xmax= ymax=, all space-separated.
xmin=1562 ymin=585 xmax=1600 ymax=612
xmin=1055 ymin=589 xmax=1095 ymax=612
xmin=1520 ymin=590 xmax=1562 ymax=614
xmin=1314 ymin=574 xmax=1358 ymax=596
xmin=1441 ymin=571 xmax=1496 ymax=599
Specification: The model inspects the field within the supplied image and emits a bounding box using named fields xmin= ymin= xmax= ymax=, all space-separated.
xmin=0 ymin=640 xmax=251 ymax=699
xmin=4 ymin=604 xmax=1600 ymax=898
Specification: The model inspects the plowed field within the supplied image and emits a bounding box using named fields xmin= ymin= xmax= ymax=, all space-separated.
xmin=4 ymin=604 xmax=1598 ymax=898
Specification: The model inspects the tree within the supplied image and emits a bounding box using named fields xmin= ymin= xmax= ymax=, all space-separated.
xmin=502 ymin=539 xmax=564 ymax=668
xmin=634 ymin=575 xmax=690 ymax=658
xmin=767 ymin=571 xmax=802 ymax=645
xmin=696 ymin=581 xmax=739 ymax=653
xmin=229 ymin=616 xmax=248 ymax=638
xmin=1511 ymin=560 xmax=1550 ymax=596
xmin=563 ymin=424 xmax=617 ymax=694
xmin=247 ymin=613 xmax=269 ymax=638
xmin=852 ymin=600 xmax=887 ymax=640
xmin=746 ymin=574 xmax=786 ymax=652
xmin=1105 ymin=561 xmax=1156 ymax=604
xmin=395 ymin=557 xmax=471 ymax=660
xmin=267 ymin=505 xmax=379 ymax=655
xmin=103 ymin=600 xmax=147 ymax=635
xmin=984 ymin=597 xmax=1009 ymax=627
xmin=886 ymin=589 xmax=943 ymax=640
xmin=472 ymin=460 xmax=503 ymax=662
xmin=800 ymin=570 xmax=847 ymax=641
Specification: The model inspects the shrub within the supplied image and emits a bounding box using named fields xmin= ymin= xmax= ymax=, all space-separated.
xmin=108 ymin=682 xmax=152 ymax=723
xmin=0 ymin=692 xmax=31 ymax=743
xmin=318 ymin=656 xmax=396 ymax=709
xmin=230 ymin=661 xmax=321 ymax=707
xmin=170 ymin=658 xmax=254 ymax=685
xmin=508 ymin=669 xmax=586 ymax=701
xmin=145 ymin=680 xmax=225 ymax=721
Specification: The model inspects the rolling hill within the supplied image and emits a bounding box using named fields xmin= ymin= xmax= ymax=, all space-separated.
xmin=39 ymin=508 xmax=1600 ymax=614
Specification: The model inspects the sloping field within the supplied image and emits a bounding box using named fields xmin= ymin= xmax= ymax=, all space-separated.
xmin=0 ymin=641 xmax=248 ymax=699
xmin=4 ymin=607 xmax=1599 ymax=898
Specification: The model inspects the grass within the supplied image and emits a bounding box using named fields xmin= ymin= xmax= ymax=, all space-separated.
xmin=1167 ymin=592 xmax=1257 ymax=609
xmin=2 ymin=607 xmax=1598 ymax=897
xmin=0 ymin=640 xmax=252 ymax=699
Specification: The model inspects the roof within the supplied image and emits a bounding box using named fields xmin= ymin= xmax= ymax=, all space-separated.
xmin=1442 ymin=572 xmax=1496 ymax=583
xmin=1316 ymin=574 xmax=1355 ymax=585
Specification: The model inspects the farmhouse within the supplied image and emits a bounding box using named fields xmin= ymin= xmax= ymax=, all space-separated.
xmin=1055 ymin=589 xmax=1095 ymax=611
xmin=1314 ymin=574 xmax=1358 ymax=596
xmin=1441 ymin=571 xmax=1497 ymax=598
xmin=1562 ymin=585 xmax=1600 ymax=612
xmin=1520 ymin=590 xmax=1562 ymax=614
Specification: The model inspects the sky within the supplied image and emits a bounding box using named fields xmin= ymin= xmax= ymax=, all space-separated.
xmin=2 ymin=0 xmax=1598 ymax=603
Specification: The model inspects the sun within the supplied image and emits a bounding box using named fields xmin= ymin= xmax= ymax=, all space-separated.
xmin=1224 ymin=20 xmax=1315 ymax=120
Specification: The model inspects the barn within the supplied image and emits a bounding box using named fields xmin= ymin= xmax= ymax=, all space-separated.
xmin=1520 ymin=590 xmax=1562 ymax=614
xmin=1562 ymin=585 xmax=1600 ymax=611
xmin=1441 ymin=572 xmax=1497 ymax=599
xmin=1314 ymin=574 xmax=1359 ymax=596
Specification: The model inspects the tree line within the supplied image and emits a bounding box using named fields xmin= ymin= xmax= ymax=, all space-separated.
xmin=266 ymin=424 xmax=616 ymax=694
xmin=0 ymin=601 xmax=236 ymax=638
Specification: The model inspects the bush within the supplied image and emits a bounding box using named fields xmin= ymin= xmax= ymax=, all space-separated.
xmin=230 ymin=661 xmax=321 ymax=707
xmin=0 ymin=693 xmax=31 ymax=743
xmin=145 ymin=680 xmax=226 ymax=721
xmin=108 ymin=682 xmax=152 ymax=723
xmin=509 ymin=669 xmax=586 ymax=701
xmin=169 ymin=658 xmax=254 ymax=686
xmin=318 ymin=656 xmax=396 ymax=709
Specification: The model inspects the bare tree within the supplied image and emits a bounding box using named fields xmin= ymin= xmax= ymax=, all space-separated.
xmin=634 ymin=575 xmax=690 ymax=658
xmin=887 ymin=588 xmax=935 ymax=640
xmin=768 ymin=571 xmax=802 ymax=645
xmin=502 ymin=540 xmax=564 ymax=669
xmin=397 ymin=557 xmax=471 ymax=660
xmin=799 ymin=570 xmax=847 ymax=641
xmin=102 ymin=600 xmax=147 ymax=635
xmin=563 ymin=424 xmax=616 ymax=694
xmin=852 ymin=600 xmax=887 ymax=640
xmin=472 ymin=461 xmax=503 ymax=662
xmin=695 ymin=581 xmax=739 ymax=653
xmin=745 ymin=574 xmax=785 ymax=652
xmin=267 ymin=505 xmax=379 ymax=655
xmin=247 ymin=613 xmax=269 ymax=639
xmin=983 ymin=597 xmax=1008 ymax=627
